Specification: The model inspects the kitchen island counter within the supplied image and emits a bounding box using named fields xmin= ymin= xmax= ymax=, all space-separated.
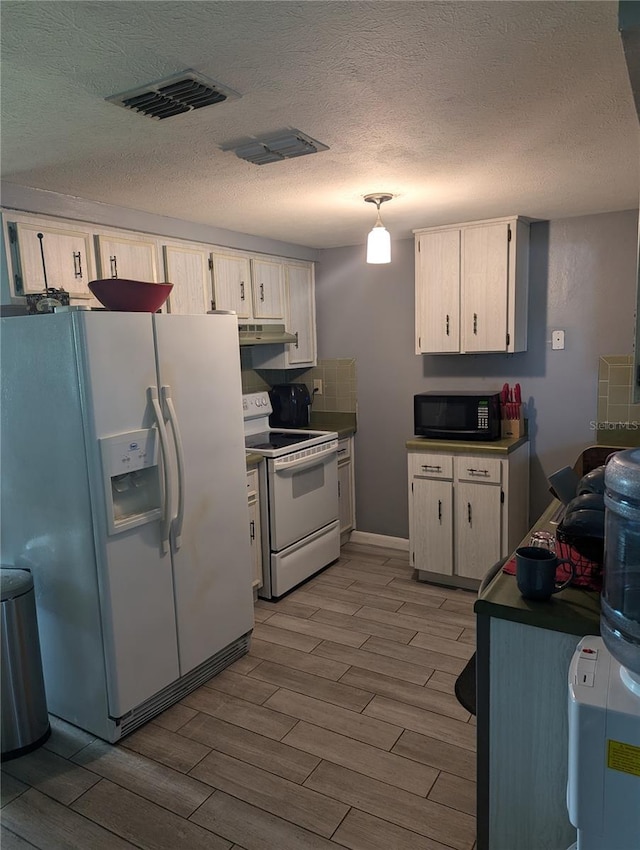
xmin=474 ymin=498 xmax=601 ymax=850
xmin=474 ymin=500 xmax=601 ymax=636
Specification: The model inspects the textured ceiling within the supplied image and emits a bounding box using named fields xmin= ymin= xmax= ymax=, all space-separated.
xmin=1 ymin=1 xmax=638 ymax=249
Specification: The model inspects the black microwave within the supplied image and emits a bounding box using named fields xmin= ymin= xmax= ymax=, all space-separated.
xmin=414 ymin=391 xmax=501 ymax=441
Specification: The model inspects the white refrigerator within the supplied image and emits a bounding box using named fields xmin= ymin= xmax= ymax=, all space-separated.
xmin=0 ymin=309 xmax=254 ymax=742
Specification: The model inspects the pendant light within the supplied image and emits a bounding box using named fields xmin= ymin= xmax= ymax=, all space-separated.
xmin=364 ymin=193 xmax=393 ymax=264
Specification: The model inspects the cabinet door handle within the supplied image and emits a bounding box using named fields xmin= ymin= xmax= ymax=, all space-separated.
xmin=250 ymin=519 xmax=255 ymax=540
xmin=467 ymin=502 xmax=472 ymax=525
xmin=110 ymin=255 xmax=118 ymax=279
xmin=421 ymin=464 xmax=442 ymax=472
xmin=337 ymin=448 xmax=348 ymax=455
xmin=445 ymin=314 xmax=450 ymax=336
xmin=438 ymin=499 xmax=442 ymax=523
xmin=338 ymin=481 xmax=341 ymax=497
xmin=240 ymin=281 xmax=245 ymax=301
xmin=294 ymin=331 xmax=299 ymax=349
xmin=73 ymin=251 xmax=83 ymax=279
xmin=473 ymin=313 xmax=478 ymax=335
xmin=260 ymin=282 xmax=265 ymax=301
xmin=467 ymin=468 xmax=489 ymax=477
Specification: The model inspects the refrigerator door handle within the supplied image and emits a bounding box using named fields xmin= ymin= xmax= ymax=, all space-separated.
xmin=148 ymin=386 xmax=174 ymax=554
xmin=161 ymin=385 xmax=185 ymax=550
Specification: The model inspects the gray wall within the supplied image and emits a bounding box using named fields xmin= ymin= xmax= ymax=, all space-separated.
xmin=315 ymin=209 xmax=639 ymax=539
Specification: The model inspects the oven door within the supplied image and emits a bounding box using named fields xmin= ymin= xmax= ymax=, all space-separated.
xmin=268 ymin=443 xmax=338 ymax=551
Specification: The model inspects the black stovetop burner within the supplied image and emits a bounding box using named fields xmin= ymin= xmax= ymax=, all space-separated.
xmin=245 ymin=430 xmax=317 ymax=451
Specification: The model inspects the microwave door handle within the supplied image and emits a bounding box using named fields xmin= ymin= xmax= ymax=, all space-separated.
xmin=162 ymin=385 xmax=185 ymax=550
xmin=148 ymin=386 xmax=174 ymax=554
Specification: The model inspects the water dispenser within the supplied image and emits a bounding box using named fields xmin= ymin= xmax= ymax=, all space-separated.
xmin=602 ymin=448 xmax=640 ymax=681
xmin=100 ymin=429 xmax=162 ymax=535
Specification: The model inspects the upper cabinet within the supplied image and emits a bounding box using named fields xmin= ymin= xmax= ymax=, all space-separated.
xmin=2 ymin=210 xmax=317 ymax=359
xmin=4 ymin=215 xmax=97 ymax=300
xmin=210 ymin=251 xmax=252 ymax=318
xmin=211 ymin=251 xmax=284 ymax=321
xmin=250 ymin=258 xmax=284 ymax=320
xmin=162 ymin=242 xmax=212 ymax=315
xmin=414 ymin=216 xmax=530 ymax=354
xmin=249 ymin=260 xmax=317 ymax=369
xmin=95 ymin=232 xmax=159 ymax=282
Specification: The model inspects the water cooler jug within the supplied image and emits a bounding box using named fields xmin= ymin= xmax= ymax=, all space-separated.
xmin=567 ymin=448 xmax=640 ymax=850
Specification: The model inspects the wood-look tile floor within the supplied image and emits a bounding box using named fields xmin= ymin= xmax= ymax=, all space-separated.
xmin=1 ymin=543 xmax=478 ymax=850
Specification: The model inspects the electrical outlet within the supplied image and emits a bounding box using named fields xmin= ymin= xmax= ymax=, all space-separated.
xmin=551 ymin=330 xmax=565 ymax=350
xmin=313 ymin=378 xmax=323 ymax=395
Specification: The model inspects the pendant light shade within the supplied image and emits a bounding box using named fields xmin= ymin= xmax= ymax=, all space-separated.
xmin=364 ymin=194 xmax=393 ymax=264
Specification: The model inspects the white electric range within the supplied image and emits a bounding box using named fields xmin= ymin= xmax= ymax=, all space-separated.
xmin=243 ymin=392 xmax=340 ymax=599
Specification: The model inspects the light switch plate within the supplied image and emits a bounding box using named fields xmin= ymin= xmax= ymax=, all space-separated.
xmin=552 ymin=330 xmax=565 ymax=350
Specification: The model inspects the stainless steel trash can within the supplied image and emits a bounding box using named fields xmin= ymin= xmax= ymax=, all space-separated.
xmin=1 ymin=567 xmax=50 ymax=760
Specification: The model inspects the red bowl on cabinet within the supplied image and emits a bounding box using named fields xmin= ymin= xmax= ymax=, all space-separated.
xmin=88 ymin=279 xmax=173 ymax=312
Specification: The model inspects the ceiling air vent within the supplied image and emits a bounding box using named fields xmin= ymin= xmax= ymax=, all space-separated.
xmin=230 ymin=131 xmax=329 ymax=165
xmin=106 ymin=70 xmax=241 ymax=120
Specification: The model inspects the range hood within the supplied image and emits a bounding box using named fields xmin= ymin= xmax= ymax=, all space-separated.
xmin=238 ymin=323 xmax=297 ymax=346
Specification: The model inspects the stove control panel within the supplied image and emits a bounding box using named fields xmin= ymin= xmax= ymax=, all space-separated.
xmin=243 ymin=391 xmax=273 ymax=420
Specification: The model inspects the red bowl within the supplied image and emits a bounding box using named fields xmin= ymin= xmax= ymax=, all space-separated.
xmin=88 ymin=279 xmax=173 ymax=312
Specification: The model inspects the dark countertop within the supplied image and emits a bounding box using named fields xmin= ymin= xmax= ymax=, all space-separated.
xmin=310 ymin=412 xmax=357 ymax=439
xmin=474 ymin=500 xmax=601 ymax=637
xmin=406 ymin=435 xmax=528 ymax=455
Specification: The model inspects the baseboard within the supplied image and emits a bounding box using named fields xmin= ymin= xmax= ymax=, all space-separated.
xmin=348 ymin=531 xmax=410 ymax=552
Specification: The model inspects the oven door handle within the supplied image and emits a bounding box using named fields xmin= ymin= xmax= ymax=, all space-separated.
xmin=273 ymin=445 xmax=336 ymax=473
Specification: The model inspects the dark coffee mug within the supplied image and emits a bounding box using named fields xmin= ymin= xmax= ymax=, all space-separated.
xmin=515 ymin=546 xmax=573 ymax=600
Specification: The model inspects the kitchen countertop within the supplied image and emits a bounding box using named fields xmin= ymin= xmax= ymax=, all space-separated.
xmin=406 ymin=434 xmax=528 ymax=455
xmin=245 ymin=452 xmax=264 ymax=467
xmin=474 ymin=500 xmax=601 ymax=637
xmin=310 ymin=411 xmax=357 ymax=438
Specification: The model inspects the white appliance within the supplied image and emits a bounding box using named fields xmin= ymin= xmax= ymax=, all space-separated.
xmin=567 ymin=636 xmax=640 ymax=850
xmin=243 ymin=391 xmax=340 ymax=598
xmin=0 ymin=309 xmax=254 ymax=742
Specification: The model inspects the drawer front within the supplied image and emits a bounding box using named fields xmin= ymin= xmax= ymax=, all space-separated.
xmin=410 ymin=452 xmax=453 ymax=480
xmin=455 ymin=455 xmax=502 ymax=485
xmin=337 ymin=437 xmax=351 ymax=463
xmin=246 ymin=467 xmax=259 ymax=496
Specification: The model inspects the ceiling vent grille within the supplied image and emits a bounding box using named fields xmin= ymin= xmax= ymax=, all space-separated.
xmin=106 ymin=70 xmax=241 ymax=120
xmin=230 ymin=131 xmax=329 ymax=165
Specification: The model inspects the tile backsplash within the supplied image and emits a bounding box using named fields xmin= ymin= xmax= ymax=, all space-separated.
xmin=597 ymin=355 xmax=640 ymax=446
xmin=240 ymin=352 xmax=357 ymax=413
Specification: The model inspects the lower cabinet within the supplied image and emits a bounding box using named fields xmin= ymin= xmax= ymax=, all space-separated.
xmin=408 ymin=441 xmax=529 ymax=588
xmin=337 ymin=436 xmax=355 ymax=543
xmin=246 ymin=466 xmax=263 ymax=591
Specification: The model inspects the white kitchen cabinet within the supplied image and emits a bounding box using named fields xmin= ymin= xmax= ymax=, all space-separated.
xmin=4 ymin=214 xmax=97 ymax=301
xmin=246 ymin=466 xmax=263 ymax=590
xmin=337 ymin=436 xmax=355 ymax=543
xmin=211 ymin=251 xmax=253 ymax=318
xmin=411 ymin=476 xmax=454 ymax=576
xmin=251 ymin=258 xmax=285 ymax=320
xmin=408 ymin=441 xmax=529 ymax=588
xmin=95 ymin=232 xmax=159 ymax=282
xmin=414 ymin=216 xmax=530 ymax=354
xmin=249 ymin=260 xmax=317 ymax=369
xmin=163 ymin=242 xmax=212 ymax=315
